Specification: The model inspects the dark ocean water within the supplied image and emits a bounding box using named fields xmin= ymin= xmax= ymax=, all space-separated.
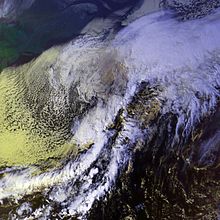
xmin=0 ymin=0 xmax=140 ymax=70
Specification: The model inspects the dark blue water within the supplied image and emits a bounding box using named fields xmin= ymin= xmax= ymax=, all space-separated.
xmin=0 ymin=0 xmax=140 ymax=70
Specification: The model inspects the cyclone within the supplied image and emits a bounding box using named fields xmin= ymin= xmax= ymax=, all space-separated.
xmin=0 ymin=1 xmax=220 ymax=219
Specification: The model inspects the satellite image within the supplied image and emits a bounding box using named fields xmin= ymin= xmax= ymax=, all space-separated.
xmin=0 ymin=0 xmax=220 ymax=219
